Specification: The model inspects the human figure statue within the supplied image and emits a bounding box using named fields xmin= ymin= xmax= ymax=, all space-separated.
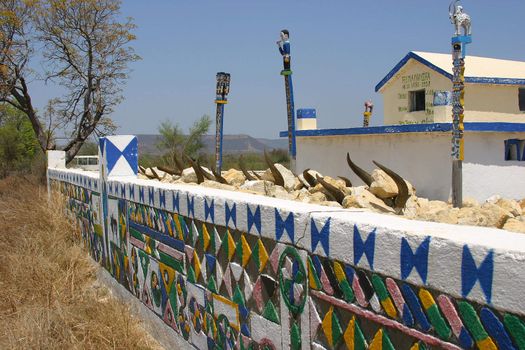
xmin=276 ymin=29 xmax=291 ymax=72
xmin=449 ymin=1 xmax=471 ymax=36
xmin=363 ymin=100 xmax=373 ymax=127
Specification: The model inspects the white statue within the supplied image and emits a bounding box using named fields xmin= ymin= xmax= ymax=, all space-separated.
xmin=449 ymin=1 xmax=471 ymax=36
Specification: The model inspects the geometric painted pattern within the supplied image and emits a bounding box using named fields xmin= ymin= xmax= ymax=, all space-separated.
xmin=50 ymin=173 xmax=525 ymax=350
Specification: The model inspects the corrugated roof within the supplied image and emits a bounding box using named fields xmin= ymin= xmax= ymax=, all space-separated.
xmin=375 ymin=51 xmax=525 ymax=92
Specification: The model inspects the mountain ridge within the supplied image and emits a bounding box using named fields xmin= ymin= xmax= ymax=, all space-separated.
xmin=137 ymin=134 xmax=287 ymax=155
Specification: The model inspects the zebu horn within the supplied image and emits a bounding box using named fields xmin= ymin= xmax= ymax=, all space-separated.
xmin=239 ymin=155 xmax=256 ymax=181
xmin=302 ymin=169 xmax=317 ymax=187
xmin=264 ymin=150 xmax=284 ymax=187
xmin=316 ymin=175 xmax=345 ymax=204
xmin=338 ymin=176 xmax=352 ymax=187
xmin=346 ymin=153 xmax=373 ymax=186
xmin=197 ymin=160 xmax=215 ymax=181
xmin=184 ymin=155 xmax=204 ymax=184
xmin=211 ymin=166 xmax=230 ymax=185
xmin=372 ymin=160 xmax=410 ymax=209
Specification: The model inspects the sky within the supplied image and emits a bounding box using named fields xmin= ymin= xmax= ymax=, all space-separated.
xmin=30 ymin=0 xmax=525 ymax=139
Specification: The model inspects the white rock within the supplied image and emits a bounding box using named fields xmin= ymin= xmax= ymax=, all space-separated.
xmin=223 ymin=169 xmax=245 ymax=187
xmin=239 ymin=180 xmax=275 ymax=196
xmin=181 ymin=167 xmax=197 ymax=183
xmin=274 ymin=163 xmax=296 ymax=191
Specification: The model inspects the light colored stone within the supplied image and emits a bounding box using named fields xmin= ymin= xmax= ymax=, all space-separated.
xmin=272 ymin=186 xmax=295 ymax=200
xmin=494 ymin=198 xmax=522 ymax=217
xmin=152 ymin=167 xmax=167 ymax=179
xmin=320 ymin=201 xmax=342 ymax=208
xmin=309 ymin=192 xmax=327 ymax=203
xmin=369 ymin=169 xmax=416 ymax=199
xmin=342 ymin=190 xmax=394 ymax=214
xmin=260 ymin=169 xmax=274 ymax=182
xmin=201 ymin=180 xmax=236 ymax=191
xmin=223 ymin=169 xmax=245 ymax=187
xmin=420 ymin=208 xmax=459 ymax=225
xmin=462 ymin=197 xmax=480 ymax=208
xmin=145 ymin=167 xmax=155 ymax=178
xmin=293 ymin=177 xmax=303 ymax=191
xmin=239 ymin=180 xmax=275 ymax=196
xmin=323 ymin=176 xmax=347 ymax=191
xmin=181 ymin=167 xmax=197 ymax=183
xmin=274 ymin=163 xmax=296 ymax=191
xmin=369 ymin=169 xmax=398 ymax=199
xmin=137 ymin=173 xmax=149 ymax=180
xmin=519 ymin=199 xmax=525 ymax=211
xmin=457 ymin=204 xmax=511 ymax=228
xmin=308 ymin=183 xmax=324 ymax=194
xmin=485 ymin=194 xmax=502 ymax=204
xmin=502 ymin=218 xmax=525 ymax=233
xmin=402 ymin=195 xmax=420 ymax=218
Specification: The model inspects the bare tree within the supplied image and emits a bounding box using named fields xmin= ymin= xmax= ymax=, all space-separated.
xmin=0 ymin=0 xmax=139 ymax=162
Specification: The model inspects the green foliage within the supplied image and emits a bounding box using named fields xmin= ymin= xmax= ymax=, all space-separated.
xmin=157 ymin=115 xmax=211 ymax=167
xmin=199 ymin=149 xmax=290 ymax=171
xmin=77 ymin=142 xmax=99 ymax=156
xmin=0 ymin=104 xmax=40 ymax=176
xmin=139 ymin=153 xmax=162 ymax=169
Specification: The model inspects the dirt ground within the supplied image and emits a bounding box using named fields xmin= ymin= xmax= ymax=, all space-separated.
xmin=0 ymin=176 xmax=163 ymax=349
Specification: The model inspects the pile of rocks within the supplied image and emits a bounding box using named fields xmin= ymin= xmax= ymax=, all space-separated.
xmin=139 ymin=165 xmax=525 ymax=234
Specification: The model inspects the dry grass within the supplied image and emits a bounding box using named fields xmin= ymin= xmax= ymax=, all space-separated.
xmin=0 ymin=177 xmax=163 ymax=349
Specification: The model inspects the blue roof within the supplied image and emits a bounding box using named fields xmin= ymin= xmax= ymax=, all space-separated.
xmin=375 ymin=52 xmax=525 ymax=92
xmin=279 ymin=122 xmax=525 ymax=138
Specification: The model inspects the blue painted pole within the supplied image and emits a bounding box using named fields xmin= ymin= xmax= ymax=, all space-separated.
xmin=215 ymin=102 xmax=225 ymax=172
xmin=214 ymin=72 xmax=230 ymax=173
xmin=277 ymin=29 xmax=296 ymax=172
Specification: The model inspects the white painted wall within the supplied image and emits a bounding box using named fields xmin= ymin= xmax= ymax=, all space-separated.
xmin=296 ymin=131 xmax=525 ymax=201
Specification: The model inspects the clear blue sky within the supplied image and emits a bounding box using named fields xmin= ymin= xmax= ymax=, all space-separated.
xmin=32 ymin=0 xmax=525 ymax=138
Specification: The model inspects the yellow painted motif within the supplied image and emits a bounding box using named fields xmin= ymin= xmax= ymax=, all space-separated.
xmin=333 ymin=261 xmax=346 ymax=282
xmin=409 ymin=343 xmax=420 ymax=350
xmin=240 ymin=235 xmax=252 ymax=267
xmin=418 ymin=289 xmax=435 ymax=310
xmin=193 ymin=251 xmax=201 ymax=280
xmin=380 ymin=298 xmax=398 ymax=319
xmin=257 ymin=239 xmax=269 ymax=272
xmin=173 ymin=214 xmax=183 ymax=240
xmin=369 ymin=329 xmax=384 ymax=350
xmin=226 ymin=230 xmax=236 ymax=261
xmin=202 ymin=224 xmax=210 ymax=251
xmin=321 ymin=306 xmax=335 ymax=347
xmin=159 ymin=262 xmax=175 ymax=294
xmin=343 ymin=316 xmax=356 ymax=349
xmin=477 ymin=337 xmax=497 ymax=350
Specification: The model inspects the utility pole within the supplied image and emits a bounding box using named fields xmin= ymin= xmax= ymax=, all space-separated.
xmin=449 ymin=0 xmax=471 ymax=207
xmin=214 ymin=72 xmax=230 ymax=173
xmin=276 ymin=29 xmax=297 ymax=173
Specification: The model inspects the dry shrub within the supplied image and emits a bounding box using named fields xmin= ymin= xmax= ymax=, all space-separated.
xmin=0 ymin=177 xmax=162 ymax=349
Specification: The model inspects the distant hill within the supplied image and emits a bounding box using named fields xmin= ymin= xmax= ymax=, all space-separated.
xmin=137 ymin=134 xmax=287 ymax=156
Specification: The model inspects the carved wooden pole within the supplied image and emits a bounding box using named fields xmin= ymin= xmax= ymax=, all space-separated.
xmin=450 ymin=1 xmax=471 ymax=208
xmin=214 ymin=72 xmax=230 ymax=173
xmin=277 ymin=29 xmax=297 ymax=173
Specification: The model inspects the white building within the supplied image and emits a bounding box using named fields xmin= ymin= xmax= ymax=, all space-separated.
xmin=287 ymin=52 xmax=525 ymax=202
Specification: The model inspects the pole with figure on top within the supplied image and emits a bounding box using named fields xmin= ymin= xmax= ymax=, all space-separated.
xmin=214 ymin=72 xmax=231 ymax=173
xmin=363 ymin=100 xmax=373 ymax=127
xmin=449 ymin=0 xmax=471 ymax=208
xmin=277 ymin=29 xmax=297 ymax=173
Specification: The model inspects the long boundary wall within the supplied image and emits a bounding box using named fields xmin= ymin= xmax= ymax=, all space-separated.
xmin=47 ymin=135 xmax=525 ymax=349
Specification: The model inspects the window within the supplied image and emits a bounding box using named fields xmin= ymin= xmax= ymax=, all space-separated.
xmin=505 ymin=139 xmax=524 ymax=161
xmin=409 ymin=89 xmax=426 ymax=112
xmin=518 ymin=88 xmax=525 ymax=112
